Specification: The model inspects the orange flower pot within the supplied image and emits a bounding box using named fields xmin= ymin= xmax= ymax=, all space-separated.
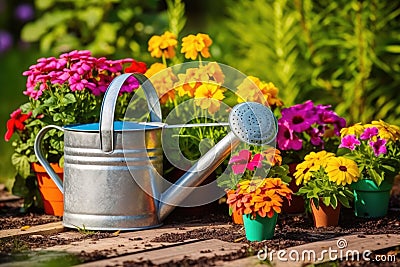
xmin=32 ymin=162 xmax=64 ymax=216
xmin=311 ymin=200 xmax=341 ymax=228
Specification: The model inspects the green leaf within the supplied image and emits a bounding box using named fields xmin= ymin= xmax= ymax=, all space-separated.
xmin=322 ymin=196 xmax=331 ymax=206
xmin=61 ymin=93 xmax=77 ymax=105
xmin=11 ymin=153 xmax=31 ymax=179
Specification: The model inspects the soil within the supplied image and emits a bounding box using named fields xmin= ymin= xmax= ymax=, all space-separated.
xmin=0 ymin=184 xmax=400 ymax=266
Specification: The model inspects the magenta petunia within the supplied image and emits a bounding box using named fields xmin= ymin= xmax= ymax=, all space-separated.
xmin=280 ymin=106 xmax=316 ymax=133
xmin=369 ymin=138 xmax=387 ymax=156
xmin=360 ymin=127 xmax=378 ymax=140
xmin=277 ymin=120 xmax=303 ymax=151
xmin=339 ymin=135 xmax=360 ymax=150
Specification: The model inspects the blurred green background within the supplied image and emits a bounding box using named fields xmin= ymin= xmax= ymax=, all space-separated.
xmin=1 ymin=0 xmax=399 ymax=190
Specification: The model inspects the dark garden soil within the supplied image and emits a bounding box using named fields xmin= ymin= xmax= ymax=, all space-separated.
xmin=1 ymin=183 xmax=400 ymax=266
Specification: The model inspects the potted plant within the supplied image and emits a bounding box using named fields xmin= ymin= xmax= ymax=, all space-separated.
xmin=339 ymin=120 xmax=400 ymax=218
xmin=5 ymin=50 xmax=146 ymax=214
xmin=294 ymin=150 xmax=360 ymax=227
xmin=276 ymin=100 xmax=347 ymax=213
xmin=217 ymin=146 xmax=291 ymax=224
xmin=226 ymin=177 xmax=292 ymax=241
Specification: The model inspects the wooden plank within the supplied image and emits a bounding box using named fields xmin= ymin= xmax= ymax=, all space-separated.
xmin=222 ymin=234 xmax=400 ymax=267
xmin=41 ymin=223 xmax=232 ymax=257
xmin=76 ymin=239 xmax=244 ymax=267
xmin=0 ymin=221 xmax=64 ymax=239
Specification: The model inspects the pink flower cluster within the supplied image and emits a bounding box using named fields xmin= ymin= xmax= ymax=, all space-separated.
xmin=23 ymin=50 xmax=139 ymax=99
xmin=340 ymin=127 xmax=387 ymax=157
xmin=228 ymin=149 xmax=263 ymax=175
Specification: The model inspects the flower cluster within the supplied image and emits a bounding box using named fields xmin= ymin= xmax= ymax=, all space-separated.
xmin=277 ymin=100 xmax=346 ymax=163
xmin=339 ymin=120 xmax=400 ymax=186
xmin=23 ymin=50 xmax=140 ymax=99
xmin=227 ymin=178 xmax=292 ymax=219
xmin=145 ymin=32 xmax=284 ymax=164
xmin=5 ymin=50 xmax=146 ymax=210
xmin=294 ymin=150 xmax=359 ymax=209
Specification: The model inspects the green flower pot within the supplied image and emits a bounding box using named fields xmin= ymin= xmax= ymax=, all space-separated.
xmin=351 ymin=180 xmax=392 ymax=218
xmin=243 ymin=213 xmax=278 ymax=241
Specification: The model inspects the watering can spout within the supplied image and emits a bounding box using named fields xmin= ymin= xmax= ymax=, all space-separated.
xmin=158 ymin=131 xmax=240 ymax=221
xmin=158 ymin=101 xmax=278 ymax=221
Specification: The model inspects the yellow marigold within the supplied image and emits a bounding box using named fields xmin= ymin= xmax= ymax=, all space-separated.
xmin=144 ymin=63 xmax=167 ymax=78
xmin=147 ymin=66 xmax=178 ymax=105
xmin=181 ymin=33 xmax=212 ymax=60
xmin=325 ymin=156 xmax=359 ymax=186
xmin=365 ymin=120 xmax=400 ymax=141
xmin=303 ymin=150 xmax=335 ymax=169
xmin=340 ymin=123 xmax=365 ymax=138
xmin=236 ymin=76 xmax=283 ymax=108
xmin=148 ymin=31 xmax=177 ymax=59
xmin=194 ymin=82 xmax=225 ymax=114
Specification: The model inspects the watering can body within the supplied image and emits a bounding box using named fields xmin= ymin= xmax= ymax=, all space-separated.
xmin=35 ymin=73 xmax=166 ymax=230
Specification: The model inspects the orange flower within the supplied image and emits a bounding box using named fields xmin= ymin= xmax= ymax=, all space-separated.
xmin=194 ymin=83 xmax=225 ymax=114
xmin=252 ymin=190 xmax=283 ymax=218
xmin=148 ymin=31 xmax=178 ymax=59
xmin=236 ymin=76 xmax=283 ymax=108
xmin=144 ymin=63 xmax=167 ymax=78
xmin=263 ymin=148 xmax=282 ymax=166
xmin=181 ymin=33 xmax=212 ymax=60
xmin=227 ymin=178 xmax=292 ymax=219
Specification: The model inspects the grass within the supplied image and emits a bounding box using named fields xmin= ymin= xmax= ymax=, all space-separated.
xmin=0 ymin=48 xmax=44 ymax=190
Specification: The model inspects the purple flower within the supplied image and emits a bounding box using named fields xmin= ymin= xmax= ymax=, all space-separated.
xmin=308 ymin=127 xmax=323 ymax=146
xmin=318 ymin=109 xmax=346 ymax=135
xmin=14 ymin=4 xmax=34 ymax=22
xmin=0 ymin=30 xmax=13 ymax=53
xmin=360 ymin=127 xmax=378 ymax=140
xmin=280 ymin=101 xmax=317 ymax=133
xmin=369 ymin=138 xmax=387 ymax=156
xmin=339 ymin=135 xmax=360 ymax=150
xmin=277 ymin=120 xmax=303 ymax=151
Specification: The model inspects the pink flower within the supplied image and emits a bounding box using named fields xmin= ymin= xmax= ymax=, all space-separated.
xmin=229 ymin=150 xmax=263 ymax=174
xmin=339 ymin=135 xmax=361 ymax=150
xmin=360 ymin=127 xmax=378 ymax=140
xmin=369 ymin=138 xmax=387 ymax=156
xmin=277 ymin=120 xmax=303 ymax=151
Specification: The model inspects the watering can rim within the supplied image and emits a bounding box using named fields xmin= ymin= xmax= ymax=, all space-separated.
xmin=62 ymin=121 xmax=163 ymax=132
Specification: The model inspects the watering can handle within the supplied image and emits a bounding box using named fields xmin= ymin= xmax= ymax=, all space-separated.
xmin=34 ymin=125 xmax=65 ymax=194
xmin=100 ymin=73 xmax=162 ymax=153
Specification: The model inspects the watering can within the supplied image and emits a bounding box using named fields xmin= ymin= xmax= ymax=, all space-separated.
xmin=34 ymin=73 xmax=278 ymax=230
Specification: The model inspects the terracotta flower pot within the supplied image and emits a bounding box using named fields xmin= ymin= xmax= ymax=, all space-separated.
xmin=32 ymin=162 xmax=64 ymax=216
xmin=310 ymin=200 xmax=341 ymax=228
xmin=282 ymin=163 xmax=305 ymax=214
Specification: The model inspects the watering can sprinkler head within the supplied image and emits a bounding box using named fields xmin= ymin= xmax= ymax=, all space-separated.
xmin=158 ymin=101 xmax=278 ymax=221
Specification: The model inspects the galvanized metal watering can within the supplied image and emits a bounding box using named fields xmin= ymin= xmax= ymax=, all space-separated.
xmin=34 ymin=73 xmax=278 ymax=230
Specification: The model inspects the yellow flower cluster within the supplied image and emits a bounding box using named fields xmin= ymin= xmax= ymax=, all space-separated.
xmin=236 ymin=76 xmax=283 ymax=108
xmin=148 ymin=32 xmax=212 ymax=61
xmin=294 ymin=151 xmax=359 ymax=186
xmin=341 ymin=120 xmax=400 ymax=141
